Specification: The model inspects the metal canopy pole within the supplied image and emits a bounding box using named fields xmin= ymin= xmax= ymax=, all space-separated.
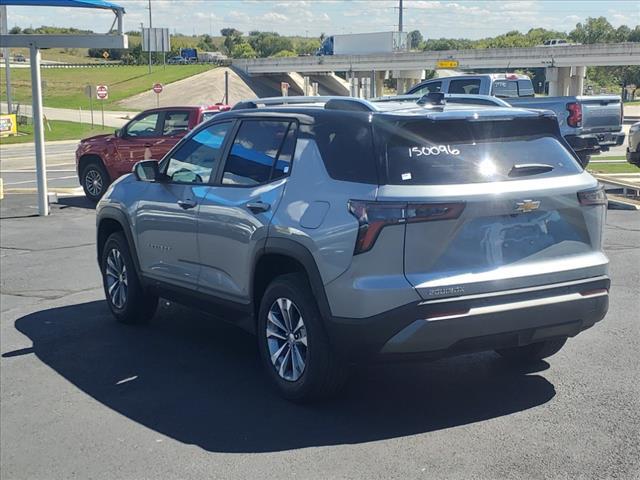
xmin=1 ymin=5 xmax=12 ymax=113
xmin=29 ymin=44 xmax=48 ymax=216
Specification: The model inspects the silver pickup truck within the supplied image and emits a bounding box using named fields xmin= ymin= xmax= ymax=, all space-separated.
xmin=406 ymin=74 xmax=625 ymax=166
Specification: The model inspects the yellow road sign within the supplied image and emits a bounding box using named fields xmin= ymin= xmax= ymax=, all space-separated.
xmin=0 ymin=114 xmax=17 ymax=137
xmin=437 ymin=60 xmax=459 ymax=69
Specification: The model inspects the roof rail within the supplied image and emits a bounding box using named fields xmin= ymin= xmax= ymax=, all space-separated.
xmin=371 ymin=93 xmax=511 ymax=108
xmin=231 ymin=96 xmax=377 ymax=112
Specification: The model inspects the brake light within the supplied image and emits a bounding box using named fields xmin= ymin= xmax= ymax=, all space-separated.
xmin=567 ymin=102 xmax=582 ymax=127
xmin=348 ymin=200 xmax=465 ymax=254
xmin=577 ymin=185 xmax=607 ymax=206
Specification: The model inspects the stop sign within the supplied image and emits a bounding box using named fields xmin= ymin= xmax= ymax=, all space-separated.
xmin=152 ymin=83 xmax=163 ymax=94
xmin=96 ymin=85 xmax=108 ymax=100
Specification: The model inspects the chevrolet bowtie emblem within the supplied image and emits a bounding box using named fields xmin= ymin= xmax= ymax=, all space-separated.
xmin=515 ymin=199 xmax=541 ymax=213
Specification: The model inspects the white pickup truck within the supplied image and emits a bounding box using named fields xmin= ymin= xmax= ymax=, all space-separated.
xmin=406 ymin=74 xmax=625 ymax=166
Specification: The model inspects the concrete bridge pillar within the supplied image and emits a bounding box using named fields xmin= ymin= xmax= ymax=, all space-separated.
xmin=393 ymin=69 xmax=424 ymax=94
xmin=569 ymin=66 xmax=586 ymax=96
xmin=547 ymin=66 xmax=584 ymax=96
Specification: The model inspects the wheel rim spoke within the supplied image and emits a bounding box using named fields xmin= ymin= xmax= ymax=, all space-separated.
xmin=105 ymin=249 xmax=127 ymax=309
xmin=267 ymin=297 xmax=307 ymax=382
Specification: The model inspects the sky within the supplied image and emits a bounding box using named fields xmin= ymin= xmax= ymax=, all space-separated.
xmin=4 ymin=0 xmax=640 ymax=39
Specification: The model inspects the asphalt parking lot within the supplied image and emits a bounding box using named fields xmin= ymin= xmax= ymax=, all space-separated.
xmin=1 ymin=195 xmax=638 ymax=480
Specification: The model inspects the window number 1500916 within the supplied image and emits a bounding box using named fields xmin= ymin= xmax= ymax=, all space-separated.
xmin=409 ymin=145 xmax=460 ymax=157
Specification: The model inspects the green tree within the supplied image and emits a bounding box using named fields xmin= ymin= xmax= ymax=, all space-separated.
xmin=294 ymin=38 xmax=321 ymax=55
xmin=231 ymin=42 xmax=257 ymax=59
xmin=273 ymin=49 xmax=297 ymax=57
xmin=570 ymin=17 xmax=616 ymax=44
xmin=407 ymin=30 xmax=423 ymax=49
xmin=247 ymin=31 xmax=294 ymax=57
xmin=220 ymin=27 xmax=243 ymax=53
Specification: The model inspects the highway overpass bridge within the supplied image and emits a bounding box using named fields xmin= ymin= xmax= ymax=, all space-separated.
xmin=233 ymin=42 xmax=640 ymax=97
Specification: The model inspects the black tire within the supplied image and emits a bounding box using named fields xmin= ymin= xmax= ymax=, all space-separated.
xmin=576 ymin=152 xmax=591 ymax=168
xmin=496 ymin=337 xmax=568 ymax=363
xmin=81 ymin=160 xmax=110 ymax=202
xmin=100 ymin=232 xmax=157 ymax=324
xmin=257 ymin=273 xmax=347 ymax=402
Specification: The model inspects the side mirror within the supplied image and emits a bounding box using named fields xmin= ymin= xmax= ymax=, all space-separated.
xmin=134 ymin=160 xmax=161 ymax=182
xmin=115 ymin=128 xmax=122 ymax=138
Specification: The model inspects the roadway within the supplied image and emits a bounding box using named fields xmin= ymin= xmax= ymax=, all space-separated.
xmin=0 ymin=141 xmax=81 ymax=194
xmin=0 ymin=198 xmax=638 ymax=479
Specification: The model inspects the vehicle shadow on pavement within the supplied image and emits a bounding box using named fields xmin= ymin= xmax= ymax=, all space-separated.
xmin=54 ymin=196 xmax=96 ymax=210
xmin=7 ymin=300 xmax=555 ymax=453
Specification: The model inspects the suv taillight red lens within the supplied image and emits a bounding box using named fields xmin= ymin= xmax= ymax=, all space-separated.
xmin=567 ymin=102 xmax=582 ymax=127
xmin=348 ymin=200 xmax=465 ymax=254
xmin=577 ymin=185 xmax=607 ymax=206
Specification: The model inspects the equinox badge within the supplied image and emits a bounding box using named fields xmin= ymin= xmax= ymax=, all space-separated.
xmin=515 ymin=199 xmax=541 ymax=213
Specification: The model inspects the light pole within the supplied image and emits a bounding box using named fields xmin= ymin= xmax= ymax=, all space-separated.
xmin=148 ymin=0 xmax=152 ymax=73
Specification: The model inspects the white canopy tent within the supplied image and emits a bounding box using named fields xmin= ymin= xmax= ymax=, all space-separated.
xmin=0 ymin=0 xmax=128 ymax=215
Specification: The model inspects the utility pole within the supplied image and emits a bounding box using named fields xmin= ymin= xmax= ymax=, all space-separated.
xmin=148 ymin=0 xmax=152 ymax=73
xmin=398 ymin=0 xmax=404 ymax=33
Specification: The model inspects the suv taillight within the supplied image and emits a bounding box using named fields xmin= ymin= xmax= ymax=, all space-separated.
xmin=348 ymin=200 xmax=465 ymax=254
xmin=567 ymin=102 xmax=582 ymax=127
xmin=578 ymin=185 xmax=607 ymax=206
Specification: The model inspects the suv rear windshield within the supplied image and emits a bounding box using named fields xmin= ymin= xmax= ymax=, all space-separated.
xmin=376 ymin=117 xmax=582 ymax=185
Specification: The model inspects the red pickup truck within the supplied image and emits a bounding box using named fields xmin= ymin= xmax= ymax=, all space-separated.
xmin=76 ymin=104 xmax=230 ymax=200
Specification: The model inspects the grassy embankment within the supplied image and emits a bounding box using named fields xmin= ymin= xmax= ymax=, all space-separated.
xmin=0 ymin=64 xmax=214 ymax=110
xmin=0 ymin=119 xmax=112 ymax=145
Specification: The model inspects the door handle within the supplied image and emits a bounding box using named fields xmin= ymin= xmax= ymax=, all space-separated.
xmin=144 ymin=143 xmax=152 ymax=148
xmin=177 ymin=198 xmax=197 ymax=210
xmin=246 ymin=201 xmax=270 ymax=213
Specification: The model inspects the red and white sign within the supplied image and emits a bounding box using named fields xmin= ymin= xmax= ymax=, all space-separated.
xmin=96 ymin=85 xmax=108 ymax=100
xmin=152 ymin=83 xmax=163 ymax=94
xmin=280 ymin=82 xmax=290 ymax=96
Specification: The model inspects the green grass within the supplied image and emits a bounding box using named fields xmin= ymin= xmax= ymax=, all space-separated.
xmin=587 ymin=162 xmax=639 ymax=174
xmin=0 ymin=64 xmax=215 ymax=110
xmin=0 ymin=119 xmax=112 ymax=145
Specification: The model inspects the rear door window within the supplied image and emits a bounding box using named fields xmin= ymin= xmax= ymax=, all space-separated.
xmin=221 ymin=120 xmax=293 ymax=186
xmin=448 ymin=79 xmax=481 ymax=94
xmin=517 ymin=80 xmax=535 ymax=97
xmin=492 ymin=80 xmax=518 ymax=98
xmin=376 ymin=117 xmax=582 ymax=185
xmin=162 ymin=110 xmax=191 ymax=136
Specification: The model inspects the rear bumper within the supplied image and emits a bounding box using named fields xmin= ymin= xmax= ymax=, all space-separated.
xmin=325 ymin=276 xmax=609 ymax=361
xmin=566 ymin=132 xmax=625 ymax=153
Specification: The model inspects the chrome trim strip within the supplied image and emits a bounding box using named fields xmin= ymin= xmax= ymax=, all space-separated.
xmin=418 ymin=275 xmax=609 ymax=306
xmin=424 ymin=291 xmax=608 ymax=322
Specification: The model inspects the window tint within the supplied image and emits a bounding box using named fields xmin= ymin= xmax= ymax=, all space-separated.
xmin=449 ymin=79 xmax=481 ymax=94
xmin=126 ymin=113 xmax=160 ymax=137
xmin=312 ymin=115 xmax=377 ymax=184
xmin=411 ymin=81 xmax=442 ymax=95
xmin=492 ymin=80 xmax=518 ymax=98
xmin=376 ymin=117 xmax=582 ymax=185
xmin=222 ymin=120 xmax=291 ymax=186
xmin=517 ymin=80 xmax=535 ymax=97
xmin=162 ymin=110 xmax=190 ymax=136
xmin=165 ymin=122 xmax=231 ymax=183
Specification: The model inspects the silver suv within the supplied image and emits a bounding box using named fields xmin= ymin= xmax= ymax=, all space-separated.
xmin=96 ymin=95 xmax=610 ymax=402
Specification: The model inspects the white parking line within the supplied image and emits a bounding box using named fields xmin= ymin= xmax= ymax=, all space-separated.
xmin=4 ymin=175 xmax=78 ymax=186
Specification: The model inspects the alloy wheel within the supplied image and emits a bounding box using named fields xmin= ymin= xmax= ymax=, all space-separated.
xmin=85 ymin=168 xmax=103 ymax=197
xmin=105 ymin=248 xmax=128 ymax=309
xmin=266 ymin=297 xmax=308 ymax=382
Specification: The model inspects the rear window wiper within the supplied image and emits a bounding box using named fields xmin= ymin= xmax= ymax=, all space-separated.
xmin=508 ymin=163 xmax=554 ymax=177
